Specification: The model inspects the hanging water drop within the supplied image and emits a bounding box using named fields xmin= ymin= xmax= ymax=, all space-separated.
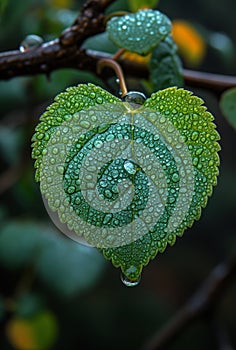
xmin=19 ymin=34 xmax=44 ymax=52
xmin=120 ymin=273 xmax=141 ymax=287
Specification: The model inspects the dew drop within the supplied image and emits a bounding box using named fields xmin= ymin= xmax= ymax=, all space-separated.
xmin=19 ymin=34 xmax=44 ymax=52
xmin=120 ymin=273 xmax=141 ymax=287
xmin=80 ymin=120 xmax=91 ymax=128
xmin=100 ymin=180 xmax=107 ymax=188
xmin=88 ymin=92 xmax=95 ymax=100
xmin=104 ymin=189 xmax=113 ymax=199
xmin=172 ymin=172 xmax=180 ymax=182
xmin=124 ymin=160 xmax=136 ymax=175
xmin=94 ymin=140 xmax=103 ymax=148
xmin=37 ymin=133 xmax=44 ymax=140
xmin=67 ymin=186 xmax=76 ymax=194
xmin=50 ymin=157 xmax=56 ymax=165
xmin=46 ymin=177 xmax=53 ymax=184
xmin=208 ymin=160 xmax=214 ymax=166
xmin=168 ymin=196 xmax=176 ymax=204
xmin=159 ymin=116 xmax=166 ymax=124
xmin=96 ymin=96 xmax=103 ymax=104
xmin=193 ymin=157 xmax=199 ymax=166
xmin=159 ymin=26 xmax=168 ymax=35
xmin=191 ymin=131 xmax=199 ymax=141
xmin=122 ymin=91 xmax=146 ymax=107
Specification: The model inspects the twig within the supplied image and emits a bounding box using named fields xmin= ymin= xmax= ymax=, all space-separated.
xmin=184 ymin=69 xmax=236 ymax=92
xmin=1 ymin=38 xmax=236 ymax=93
xmin=142 ymin=257 xmax=236 ymax=350
xmin=0 ymin=0 xmax=235 ymax=93
xmin=0 ymin=0 xmax=115 ymax=79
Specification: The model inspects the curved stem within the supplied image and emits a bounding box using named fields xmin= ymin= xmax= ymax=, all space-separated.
xmin=112 ymin=48 xmax=126 ymax=61
xmin=97 ymin=58 xmax=128 ymax=96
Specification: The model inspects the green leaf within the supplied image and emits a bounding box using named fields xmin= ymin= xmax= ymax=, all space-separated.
xmin=106 ymin=10 xmax=171 ymax=55
xmin=149 ymin=35 xmax=184 ymax=91
xmin=220 ymin=87 xmax=236 ymax=130
xmin=128 ymin=0 xmax=159 ymax=12
xmin=32 ymin=83 xmax=120 ymax=181
xmin=32 ymin=85 xmax=220 ymax=284
xmin=83 ymin=32 xmax=119 ymax=54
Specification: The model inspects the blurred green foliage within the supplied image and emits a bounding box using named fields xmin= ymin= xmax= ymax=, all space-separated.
xmin=0 ymin=221 xmax=105 ymax=297
xmin=0 ymin=0 xmax=236 ymax=349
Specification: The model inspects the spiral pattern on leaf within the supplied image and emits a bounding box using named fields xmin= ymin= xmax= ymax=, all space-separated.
xmin=40 ymin=101 xmax=195 ymax=248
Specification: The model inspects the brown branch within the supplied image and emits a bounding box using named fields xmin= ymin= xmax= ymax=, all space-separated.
xmin=0 ymin=0 xmax=236 ymax=92
xmin=1 ymin=43 xmax=236 ymax=93
xmin=119 ymin=59 xmax=236 ymax=93
xmin=183 ymin=69 xmax=236 ymax=92
xmin=142 ymin=257 xmax=236 ymax=350
xmin=0 ymin=0 xmax=114 ymax=79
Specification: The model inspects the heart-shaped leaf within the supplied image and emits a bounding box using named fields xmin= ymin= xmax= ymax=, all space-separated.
xmin=106 ymin=10 xmax=171 ymax=55
xmin=32 ymin=84 xmax=220 ymax=284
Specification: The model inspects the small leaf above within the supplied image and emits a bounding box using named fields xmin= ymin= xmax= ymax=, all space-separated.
xmin=220 ymin=87 xmax=236 ymax=130
xmin=106 ymin=10 xmax=171 ymax=55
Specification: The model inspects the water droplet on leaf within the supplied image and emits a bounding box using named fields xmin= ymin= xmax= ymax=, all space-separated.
xmin=122 ymin=91 xmax=146 ymax=108
xmin=124 ymin=160 xmax=137 ymax=174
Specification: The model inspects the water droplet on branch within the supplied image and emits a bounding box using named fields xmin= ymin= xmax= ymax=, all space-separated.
xmin=19 ymin=34 xmax=44 ymax=52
